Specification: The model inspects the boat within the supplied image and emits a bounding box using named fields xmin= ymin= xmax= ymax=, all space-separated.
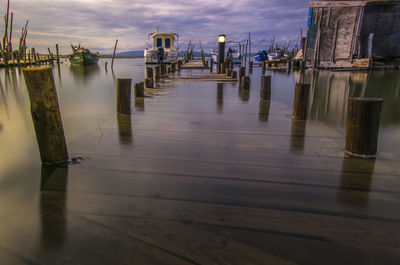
xmin=144 ymin=31 xmax=179 ymax=64
xmin=254 ymin=50 xmax=268 ymax=62
xmin=210 ymin=43 xmax=242 ymax=65
xmin=267 ymin=48 xmax=283 ymax=60
xmin=68 ymin=45 xmax=99 ymax=65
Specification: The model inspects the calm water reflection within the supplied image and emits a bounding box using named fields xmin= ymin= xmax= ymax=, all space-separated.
xmin=0 ymin=59 xmax=399 ymax=264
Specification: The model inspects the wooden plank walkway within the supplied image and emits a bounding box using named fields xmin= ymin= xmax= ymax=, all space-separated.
xmin=181 ymin=59 xmax=208 ymax=69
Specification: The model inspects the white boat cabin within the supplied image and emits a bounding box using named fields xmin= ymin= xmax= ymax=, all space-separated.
xmin=144 ymin=32 xmax=179 ymax=64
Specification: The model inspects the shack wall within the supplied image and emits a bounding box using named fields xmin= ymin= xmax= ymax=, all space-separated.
xmin=305 ymin=6 xmax=361 ymax=66
xmin=360 ymin=2 xmax=400 ymax=57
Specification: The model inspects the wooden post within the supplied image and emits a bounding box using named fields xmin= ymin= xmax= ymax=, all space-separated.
xmin=55 ymin=44 xmax=60 ymax=64
xmin=154 ymin=65 xmax=161 ymax=83
xmin=28 ymin=50 xmax=31 ymax=66
xmin=243 ymin=76 xmax=250 ymax=90
xmin=262 ymin=61 xmax=266 ymax=75
xmin=105 ymin=61 xmax=108 ymax=70
xmin=368 ymin=33 xmax=374 ymax=69
xmin=330 ymin=21 xmax=339 ymax=63
xmin=345 ymin=98 xmax=383 ymax=158
xmin=210 ymin=59 xmax=213 ymax=73
xmin=22 ymin=67 xmax=68 ymax=164
xmin=238 ymin=67 xmax=245 ymax=87
xmin=31 ymin=48 xmax=36 ymax=62
xmin=232 ymin=71 xmax=237 ymax=79
xmin=177 ymin=60 xmax=182 ymax=71
xmin=292 ymin=83 xmax=310 ymax=120
xmin=111 ymin=39 xmax=118 ymax=69
xmin=161 ymin=64 xmax=166 ymax=76
xmin=116 ymin=78 xmax=132 ymax=114
xmin=47 ymin=48 xmax=53 ymax=64
xmin=135 ymin=82 xmax=145 ymax=100
xmin=313 ymin=29 xmax=321 ymax=68
xmin=260 ymin=75 xmax=271 ymax=100
xmin=249 ymin=60 xmax=253 ymax=72
xmin=146 ymin=67 xmax=154 ymax=88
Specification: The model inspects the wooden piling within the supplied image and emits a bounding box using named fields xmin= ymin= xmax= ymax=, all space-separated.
xmin=210 ymin=59 xmax=213 ymax=73
xmin=111 ymin=39 xmax=118 ymax=69
xmin=146 ymin=67 xmax=154 ymax=88
xmin=243 ymin=76 xmax=251 ymax=90
xmin=116 ymin=78 xmax=132 ymax=114
xmin=154 ymin=65 xmax=161 ymax=82
xmin=31 ymin=48 xmax=36 ymax=62
xmin=249 ymin=61 xmax=253 ymax=72
xmin=262 ymin=61 xmax=266 ymax=75
xmin=177 ymin=60 xmax=182 ymax=71
xmin=22 ymin=67 xmax=68 ymax=164
xmin=135 ymin=82 xmax=145 ymax=100
xmin=260 ymin=75 xmax=271 ymax=100
xmin=238 ymin=67 xmax=245 ymax=87
xmin=345 ymin=98 xmax=383 ymax=158
xmin=292 ymin=83 xmax=310 ymax=120
xmin=232 ymin=71 xmax=237 ymax=79
xmin=55 ymin=44 xmax=60 ymax=64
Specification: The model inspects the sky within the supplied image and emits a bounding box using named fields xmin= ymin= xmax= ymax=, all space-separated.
xmin=1 ymin=0 xmax=310 ymax=55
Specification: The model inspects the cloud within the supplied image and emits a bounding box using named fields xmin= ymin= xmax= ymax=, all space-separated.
xmin=2 ymin=0 xmax=309 ymax=54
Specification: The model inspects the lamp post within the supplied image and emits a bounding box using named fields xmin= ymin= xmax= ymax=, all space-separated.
xmin=218 ymin=34 xmax=226 ymax=73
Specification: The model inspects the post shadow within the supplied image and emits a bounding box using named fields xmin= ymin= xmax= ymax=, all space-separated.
xmin=290 ymin=120 xmax=307 ymax=153
xmin=117 ymin=113 xmax=133 ymax=144
xmin=337 ymin=156 xmax=375 ymax=207
xmin=217 ymin=83 xmax=223 ymax=113
xmin=40 ymin=163 xmax=69 ymax=249
xmin=258 ymin=99 xmax=271 ymax=122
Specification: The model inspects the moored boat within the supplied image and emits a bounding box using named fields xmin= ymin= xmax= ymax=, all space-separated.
xmin=68 ymin=45 xmax=99 ymax=65
xmin=254 ymin=50 xmax=268 ymax=62
xmin=144 ymin=31 xmax=179 ymax=64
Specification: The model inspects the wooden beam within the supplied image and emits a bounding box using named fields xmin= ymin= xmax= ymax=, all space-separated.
xmin=309 ymin=1 xmax=367 ymax=8
xmin=330 ymin=21 xmax=339 ymax=64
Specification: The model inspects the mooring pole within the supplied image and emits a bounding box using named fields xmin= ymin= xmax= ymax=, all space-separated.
xmin=135 ymin=82 xmax=145 ymax=101
xmin=23 ymin=67 xmax=68 ymax=164
xmin=292 ymin=83 xmax=310 ymax=120
xmin=111 ymin=39 xmax=118 ymax=69
xmin=145 ymin=67 xmax=154 ymax=88
xmin=243 ymin=76 xmax=251 ymax=90
xmin=116 ymin=78 xmax=132 ymax=114
xmin=55 ymin=44 xmax=60 ymax=64
xmin=154 ymin=65 xmax=161 ymax=83
xmin=345 ymin=97 xmax=383 ymax=158
xmin=238 ymin=66 xmax=245 ymax=88
xmin=177 ymin=60 xmax=182 ymax=72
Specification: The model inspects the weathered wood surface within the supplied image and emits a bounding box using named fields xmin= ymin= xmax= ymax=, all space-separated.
xmin=345 ymin=97 xmax=383 ymax=158
xmin=181 ymin=60 xmax=208 ymax=69
xmin=116 ymin=78 xmax=132 ymax=114
xmin=22 ymin=67 xmax=68 ymax=163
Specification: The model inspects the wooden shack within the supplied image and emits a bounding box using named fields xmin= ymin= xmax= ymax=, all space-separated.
xmin=305 ymin=0 xmax=400 ymax=69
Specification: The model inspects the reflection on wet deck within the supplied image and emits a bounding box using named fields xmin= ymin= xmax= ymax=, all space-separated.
xmin=0 ymin=60 xmax=399 ymax=264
